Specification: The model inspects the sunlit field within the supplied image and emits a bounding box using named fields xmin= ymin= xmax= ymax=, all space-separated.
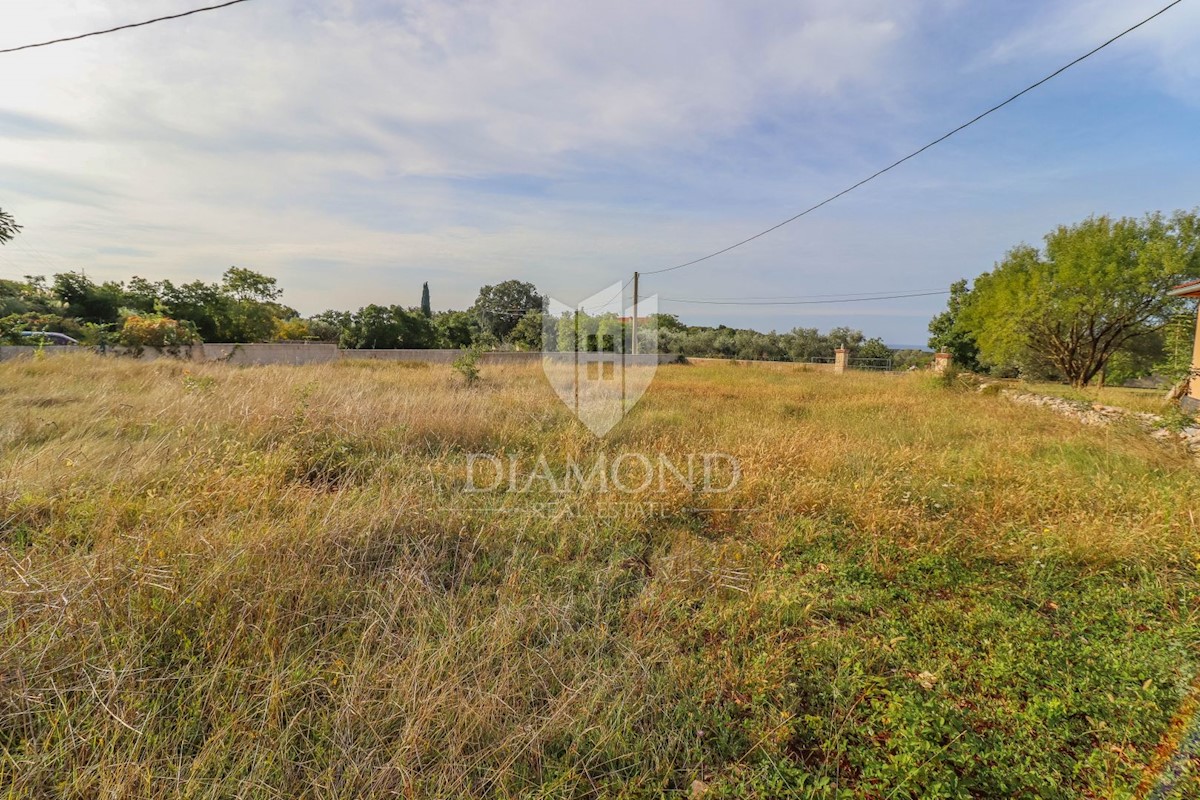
xmin=3 ymin=355 xmax=1200 ymax=799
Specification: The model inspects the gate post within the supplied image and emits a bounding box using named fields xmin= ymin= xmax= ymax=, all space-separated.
xmin=933 ymin=352 xmax=952 ymax=374
xmin=833 ymin=347 xmax=848 ymax=374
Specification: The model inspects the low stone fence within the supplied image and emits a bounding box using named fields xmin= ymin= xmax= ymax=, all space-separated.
xmin=996 ymin=387 xmax=1200 ymax=459
xmin=684 ymin=357 xmax=836 ymax=372
xmin=0 ymin=345 xmax=79 ymax=361
xmin=344 ymin=349 xmax=540 ymax=365
xmin=197 ymin=342 xmax=340 ymax=365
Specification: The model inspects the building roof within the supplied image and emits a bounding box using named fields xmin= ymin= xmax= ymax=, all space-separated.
xmin=1169 ymin=278 xmax=1200 ymax=298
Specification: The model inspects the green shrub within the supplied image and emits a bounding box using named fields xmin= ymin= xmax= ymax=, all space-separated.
xmin=453 ymin=344 xmax=482 ymax=386
xmin=118 ymin=313 xmax=198 ymax=351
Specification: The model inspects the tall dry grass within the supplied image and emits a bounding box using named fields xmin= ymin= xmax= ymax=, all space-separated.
xmin=1 ymin=355 xmax=1199 ymax=798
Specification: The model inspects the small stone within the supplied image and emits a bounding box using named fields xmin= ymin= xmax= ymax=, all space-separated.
xmin=690 ymin=779 xmax=710 ymax=798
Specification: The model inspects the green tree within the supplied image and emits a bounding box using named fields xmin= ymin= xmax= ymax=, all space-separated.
xmin=927 ymin=279 xmax=981 ymax=370
xmin=555 ymin=311 xmax=577 ymax=353
xmin=342 ymin=305 xmax=437 ymax=349
xmin=1103 ymin=329 xmax=1166 ymax=386
xmin=0 ymin=277 xmax=55 ymax=316
xmin=0 ymin=207 xmax=20 ymax=245
xmin=857 ymin=337 xmax=892 ymax=361
xmin=506 ymin=311 xmax=544 ymax=350
xmin=782 ymin=327 xmax=827 ymax=361
xmin=221 ymin=267 xmax=281 ymax=303
xmin=594 ymin=314 xmax=625 ymax=353
xmin=394 ymin=306 xmax=437 ymax=348
xmin=508 ymin=310 xmax=544 ymax=351
xmin=961 ymin=211 xmax=1200 ymax=387
xmin=306 ymin=311 xmax=348 ymax=342
xmin=827 ymin=326 xmax=865 ymax=351
xmin=157 ymin=279 xmax=230 ymax=342
xmin=123 ymin=276 xmax=161 ymax=313
xmin=220 ymin=268 xmax=294 ymax=341
xmin=434 ymin=310 xmax=477 ymax=349
xmin=51 ymin=272 xmax=124 ymax=324
xmin=420 ymin=282 xmax=432 ymax=318
xmin=649 ymin=313 xmax=685 ymax=332
xmin=472 ymin=280 xmax=541 ymax=342
xmin=344 ymin=304 xmax=398 ymax=349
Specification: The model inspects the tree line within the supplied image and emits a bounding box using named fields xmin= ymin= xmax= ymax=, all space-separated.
xmin=0 ymin=263 xmax=894 ymax=363
xmin=928 ymin=210 xmax=1199 ymax=387
xmin=0 ymin=270 xmax=896 ymax=362
xmin=10 ymin=203 xmax=1194 ymax=381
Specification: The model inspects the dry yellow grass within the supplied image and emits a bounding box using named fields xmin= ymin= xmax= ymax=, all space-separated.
xmin=2 ymin=354 xmax=1199 ymax=798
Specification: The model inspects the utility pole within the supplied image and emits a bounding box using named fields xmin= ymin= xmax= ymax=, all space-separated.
xmin=573 ymin=308 xmax=580 ymax=417
xmin=631 ymin=271 xmax=639 ymax=356
xmin=620 ymin=315 xmax=626 ymax=416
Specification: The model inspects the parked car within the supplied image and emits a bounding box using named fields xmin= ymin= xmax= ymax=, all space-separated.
xmin=19 ymin=331 xmax=79 ymax=346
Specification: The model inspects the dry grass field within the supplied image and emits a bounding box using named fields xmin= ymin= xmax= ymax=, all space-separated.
xmin=2 ymin=354 xmax=1200 ymax=798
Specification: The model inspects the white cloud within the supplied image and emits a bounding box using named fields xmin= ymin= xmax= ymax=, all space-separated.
xmin=1 ymin=0 xmax=1197 ymax=344
xmin=0 ymin=0 xmax=920 ymax=312
xmin=984 ymin=0 xmax=1200 ymax=102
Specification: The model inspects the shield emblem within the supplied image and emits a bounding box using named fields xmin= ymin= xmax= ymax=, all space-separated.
xmin=542 ymin=282 xmax=658 ymax=437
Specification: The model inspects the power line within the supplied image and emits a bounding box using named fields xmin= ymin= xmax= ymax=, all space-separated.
xmin=641 ymin=0 xmax=1185 ymax=277
xmin=573 ymin=277 xmax=635 ymax=314
xmin=671 ymin=286 xmax=952 ymax=302
xmin=0 ymin=0 xmax=257 ymax=55
xmin=662 ymin=289 xmax=950 ymax=306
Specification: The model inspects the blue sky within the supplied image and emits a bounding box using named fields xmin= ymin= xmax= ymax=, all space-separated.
xmin=1 ymin=0 xmax=1198 ymax=345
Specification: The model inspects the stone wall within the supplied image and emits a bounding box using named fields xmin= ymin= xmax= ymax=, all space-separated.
xmin=197 ymin=342 xmax=340 ymax=365
xmin=0 ymin=344 xmax=679 ymax=367
xmin=0 ymin=345 xmax=78 ymax=361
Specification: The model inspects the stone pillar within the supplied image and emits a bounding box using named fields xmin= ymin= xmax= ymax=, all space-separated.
xmin=833 ymin=347 xmax=849 ymax=374
xmin=933 ymin=352 xmax=952 ymax=375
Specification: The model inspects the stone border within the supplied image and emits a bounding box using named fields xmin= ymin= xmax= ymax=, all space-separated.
xmin=989 ymin=386 xmax=1200 ymax=460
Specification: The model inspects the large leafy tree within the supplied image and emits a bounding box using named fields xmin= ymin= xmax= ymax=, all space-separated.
xmin=960 ymin=211 xmax=1200 ymax=387
xmin=222 ymin=266 xmax=281 ymax=303
xmin=219 ymin=267 xmax=291 ymax=340
xmin=927 ymin=279 xmax=981 ymax=370
xmin=472 ymin=280 xmax=541 ymax=341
